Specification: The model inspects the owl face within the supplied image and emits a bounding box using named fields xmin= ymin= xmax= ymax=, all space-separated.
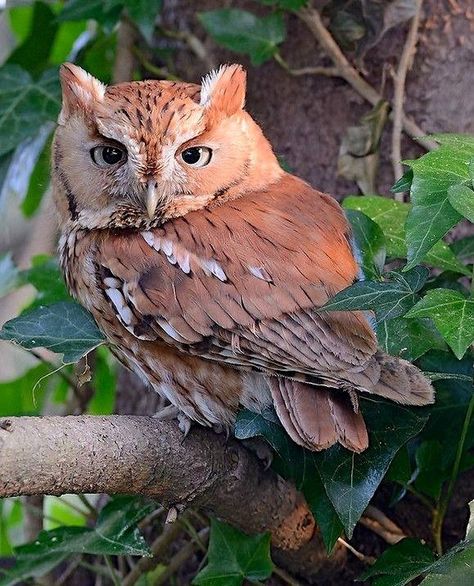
xmin=53 ymin=63 xmax=281 ymax=230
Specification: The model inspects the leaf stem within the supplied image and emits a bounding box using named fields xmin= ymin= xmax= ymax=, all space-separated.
xmin=432 ymin=392 xmax=474 ymax=554
xmin=104 ymin=555 xmax=121 ymax=586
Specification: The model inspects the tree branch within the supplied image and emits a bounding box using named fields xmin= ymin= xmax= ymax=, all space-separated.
xmin=0 ymin=415 xmax=344 ymax=582
xmin=297 ymin=7 xmax=438 ymax=152
xmin=391 ymin=0 xmax=424 ymax=193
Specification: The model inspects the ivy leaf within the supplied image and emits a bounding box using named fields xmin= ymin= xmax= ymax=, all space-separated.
xmin=313 ymin=400 xmax=429 ymax=537
xmin=6 ymin=2 xmax=58 ymax=76
xmin=0 ymin=253 xmax=20 ymax=298
xmin=404 ymin=134 xmax=474 ymax=269
xmin=0 ymin=65 xmax=60 ymax=157
xmin=321 ymin=267 xmax=428 ymax=322
xmin=345 ymin=209 xmax=386 ymax=279
xmin=18 ymin=255 xmax=70 ymax=309
xmin=451 ymin=236 xmax=474 ymax=262
xmin=59 ymin=0 xmax=123 ymax=31
xmin=193 ymin=518 xmax=273 ymax=586
xmin=123 ymin=0 xmax=162 ymax=43
xmin=376 ymin=316 xmax=445 ymax=361
xmin=235 ymin=409 xmax=343 ymax=552
xmin=447 ymin=183 xmax=474 ymax=222
xmin=0 ymin=301 xmax=104 ymax=363
xmin=391 ymin=168 xmax=413 ymax=193
xmin=360 ymin=538 xmax=436 ymax=586
xmin=405 ymin=289 xmax=474 ymax=359
xmin=343 ymin=196 xmax=468 ymax=275
xmin=0 ymin=497 xmax=154 ymax=586
xmin=199 ymin=9 xmax=285 ymax=65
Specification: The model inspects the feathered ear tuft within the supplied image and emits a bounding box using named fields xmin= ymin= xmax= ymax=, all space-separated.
xmin=58 ymin=63 xmax=106 ymax=124
xmin=200 ymin=64 xmax=246 ymax=116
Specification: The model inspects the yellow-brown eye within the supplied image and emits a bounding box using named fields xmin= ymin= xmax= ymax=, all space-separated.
xmin=91 ymin=146 xmax=126 ymax=167
xmin=181 ymin=146 xmax=212 ymax=167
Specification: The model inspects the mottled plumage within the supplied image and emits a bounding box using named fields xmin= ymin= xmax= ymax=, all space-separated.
xmin=53 ymin=62 xmax=434 ymax=453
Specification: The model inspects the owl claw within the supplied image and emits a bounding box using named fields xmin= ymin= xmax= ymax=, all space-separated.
xmin=177 ymin=412 xmax=192 ymax=438
xmin=241 ymin=438 xmax=274 ymax=470
xmin=153 ymin=404 xmax=180 ymax=421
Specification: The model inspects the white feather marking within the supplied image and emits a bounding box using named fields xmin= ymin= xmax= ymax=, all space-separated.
xmin=105 ymin=287 xmax=125 ymax=310
xmin=202 ymin=259 xmax=227 ymax=282
xmin=200 ymin=65 xmax=226 ymax=107
xmin=177 ymin=253 xmax=191 ymax=274
xmin=157 ymin=319 xmax=187 ymax=343
xmin=141 ymin=231 xmax=154 ymax=247
xmin=166 ymin=253 xmax=177 ymax=265
xmin=153 ymin=237 xmax=161 ymax=252
xmin=104 ymin=277 xmax=122 ymax=288
xmin=248 ymin=266 xmax=272 ymax=282
xmin=161 ymin=239 xmax=173 ymax=256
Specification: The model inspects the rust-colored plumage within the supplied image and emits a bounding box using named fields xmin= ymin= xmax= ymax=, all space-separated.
xmin=53 ymin=62 xmax=434 ymax=453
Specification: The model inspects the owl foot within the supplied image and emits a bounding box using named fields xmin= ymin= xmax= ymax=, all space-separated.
xmin=241 ymin=437 xmax=274 ymax=470
xmin=153 ymin=405 xmax=193 ymax=437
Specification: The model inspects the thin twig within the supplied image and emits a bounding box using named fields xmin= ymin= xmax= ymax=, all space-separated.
xmin=391 ymin=0 xmax=424 ymax=196
xmin=132 ymin=46 xmax=180 ymax=81
xmin=122 ymin=516 xmax=187 ymax=586
xmin=153 ymin=528 xmax=210 ymax=585
xmin=337 ymin=537 xmax=376 ymax=565
xmin=161 ymin=28 xmax=216 ymax=70
xmin=360 ymin=505 xmax=406 ymax=544
xmin=104 ymin=555 xmax=121 ymax=586
xmin=274 ymin=52 xmax=339 ymax=77
xmin=273 ymin=565 xmax=304 ymax=586
xmin=297 ymin=7 xmax=437 ymax=152
xmin=432 ymin=393 xmax=474 ymax=555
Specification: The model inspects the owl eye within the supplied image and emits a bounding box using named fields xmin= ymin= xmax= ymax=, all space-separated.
xmin=91 ymin=146 xmax=126 ymax=167
xmin=181 ymin=147 xmax=212 ymax=168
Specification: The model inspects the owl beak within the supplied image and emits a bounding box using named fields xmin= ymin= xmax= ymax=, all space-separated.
xmin=146 ymin=180 xmax=159 ymax=220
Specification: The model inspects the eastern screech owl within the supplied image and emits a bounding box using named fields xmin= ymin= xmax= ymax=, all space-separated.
xmin=52 ymin=63 xmax=433 ymax=453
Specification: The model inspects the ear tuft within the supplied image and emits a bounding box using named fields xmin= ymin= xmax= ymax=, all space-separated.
xmin=200 ymin=64 xmax=246 ymax=116
xmin=58 ymin=63 xmax=106 ymax=124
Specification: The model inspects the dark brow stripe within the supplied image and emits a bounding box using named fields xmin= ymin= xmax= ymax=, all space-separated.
xmin=54 ymin=148 xmax=78 ymax=220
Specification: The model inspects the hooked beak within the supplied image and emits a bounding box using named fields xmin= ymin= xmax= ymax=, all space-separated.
xmin=146 ymin=180 xmax=159 ymax=220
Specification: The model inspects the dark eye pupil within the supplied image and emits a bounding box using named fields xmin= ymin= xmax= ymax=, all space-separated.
xmin=102 ymin=147 xmax=122 ymax=164
xmin=182 ymin=148 xmax=201 ymax=164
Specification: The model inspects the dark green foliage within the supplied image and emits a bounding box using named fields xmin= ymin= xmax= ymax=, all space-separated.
xmin=0 ymin=497 xmax=154 ymax=586
xmin=193 ymin=519 xmax=273 ymax=585
xmin=198 ymin=9 xmax=285 ymax=65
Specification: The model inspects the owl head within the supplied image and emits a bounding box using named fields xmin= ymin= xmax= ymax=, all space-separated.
xmin=52 ymin=63 xmax=282 ymax=230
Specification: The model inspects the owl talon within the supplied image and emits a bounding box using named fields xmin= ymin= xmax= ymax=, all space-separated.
xmin=241 ymin=438 xmax=274 ymax=470
xmin=153 ymin=404 xmax=180 ymax=421
xmin=177 ymin=413 xmax=192 ymax=437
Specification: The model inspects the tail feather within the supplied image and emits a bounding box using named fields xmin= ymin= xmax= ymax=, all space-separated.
xmin=268 ymin=377 xmax=368 ymax=453
xmin=370 ymin=351 xmax=434 ymax=406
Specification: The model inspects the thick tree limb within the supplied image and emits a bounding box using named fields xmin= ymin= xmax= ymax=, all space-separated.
xmin=0 ymin=415 xmax=344 ymax=581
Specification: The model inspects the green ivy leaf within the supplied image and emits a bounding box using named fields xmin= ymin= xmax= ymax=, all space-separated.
xmin=343 ymin=196 xmax=469 ymax=275
xmin=345 ymin=209 xmax=386 ymax=280
xmin=6 ymin=2 xmax=58 ymax=76
xmin=391 ymin=168 xmax=413 ymax=193
xmin=321 ymin=267 xmax=428 ymax=322
xmin=123 ymin=0 xmax=162 ymax=43
xmin=59 ymin=0 xmax=123 ymax=31
xmin=199 ymin=9 xmax=285 ymax=65
xmin=259 ymin=0 xmax=308 ymax=9
xmin=404 ymin=134 xmax=474 ymax=269
xmin=376 ymin=316 xmax=445 ymax=361
xmin=18 ymin=255 xmax=70 ymax=309
xmin=0 ymin=65 xmax=60 ymax=157
xmin=0 ymin=254 xmax=20 ymax=299
xmin=447 ymin=183 xmax=474 ymax=222
xmin=360 ymin=538 xmax=436 ymax=585
xmin=235 ymin=409 xmax=343 ymax=552
xmin=193 ymin=518 xmax=273 ymax=586
xmin=313 ymin=400 xmax=428 ymax=538
xmin=21 ymin=132 xmax=53 ymax=217
xmin=452 ymin=236 xmax=474 ymax=262
xmin=405 ymin=289 xmax=474 ymax=359
xmin=0 ymin=497 xmax=154 ymax=586
xmin=0 ymin=301 xmax=104 ymax=363
xmin=0 ymin=363 xmax=51 ymax=416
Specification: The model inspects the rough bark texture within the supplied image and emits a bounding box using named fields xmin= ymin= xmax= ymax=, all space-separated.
xmin=0 ymin=415 xmax=344 ymax=581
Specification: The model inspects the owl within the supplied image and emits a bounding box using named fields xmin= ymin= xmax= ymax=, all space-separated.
xmin=52 ymin=62 xmax=434 ymax=453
